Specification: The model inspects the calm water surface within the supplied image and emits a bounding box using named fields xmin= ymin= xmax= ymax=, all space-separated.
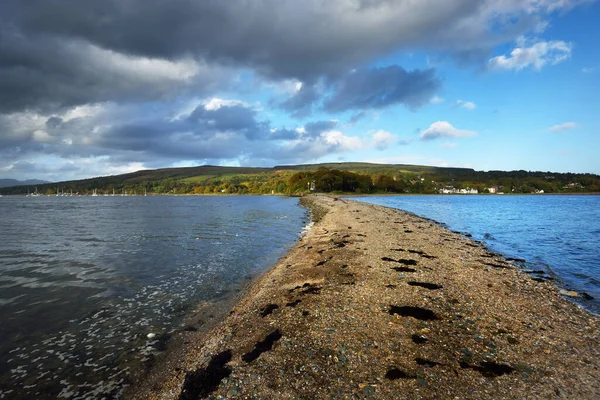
xmin=0 ymin=196 xmax=306 ymax=399
xmin=350 ymin=195 xmax=600 ymax=313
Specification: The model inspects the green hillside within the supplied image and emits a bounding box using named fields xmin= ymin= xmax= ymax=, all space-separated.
xmin=1 ymin=163 xmax=598 ymax=195
xmin=274 ymin=162 xmax=469 ymax=175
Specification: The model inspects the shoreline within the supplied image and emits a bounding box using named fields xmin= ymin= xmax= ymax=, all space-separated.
xmin=346 ymin=196 xmax=599 ymax=314
xmin=125 ymin=203 xmax=311 ymax=398
xmin=345 ymin=192 xmax=600 ymax=197
xmin=132 ymin=195 xmax=599 ymax=399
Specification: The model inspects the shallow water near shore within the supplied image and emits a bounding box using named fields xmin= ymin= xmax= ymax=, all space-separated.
xmin=349 ymin=195 xmax=600 ymax=314
xmin=0 ymin=195 xmax=306 ymax=399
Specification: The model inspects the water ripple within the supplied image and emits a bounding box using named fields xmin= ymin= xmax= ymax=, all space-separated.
xmin=0 ymin=196 xmax=306 ymax=399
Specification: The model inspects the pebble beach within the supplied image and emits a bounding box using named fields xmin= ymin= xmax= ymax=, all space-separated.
xmin=132 ymin=195 xmax=599 ymax=399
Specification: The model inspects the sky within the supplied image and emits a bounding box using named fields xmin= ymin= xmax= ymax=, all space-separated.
xmin=1 ymin=0 xmax=599 ymax=182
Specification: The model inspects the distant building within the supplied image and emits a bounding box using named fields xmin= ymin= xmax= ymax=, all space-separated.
xmin=563 ymin=182 xmax=583 ymax=189
xmin=439 ymin=187 xmax=478 ymax=194
xmin=488 ymin=186 xmax=497 ymax=194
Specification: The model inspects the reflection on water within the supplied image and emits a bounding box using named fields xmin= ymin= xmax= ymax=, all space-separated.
xmin=0 ymin=196 xmax=306 ymax=399
xmin=350 ymin=195 xmax=600 ymax=314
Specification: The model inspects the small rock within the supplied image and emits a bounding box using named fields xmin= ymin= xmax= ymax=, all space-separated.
xmin=147 ymin=333 xmax=157 ymax=339
xmin=559 ymin=289 xmax=579 ymax=298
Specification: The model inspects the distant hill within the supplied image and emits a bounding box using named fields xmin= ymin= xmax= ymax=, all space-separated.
xmin=0 ymin=165 xmax=277 ymax=195
xmin=111 ymin=165 xmax=273 ymax=183
xmin=0 ymin=178 xmax=50 ymax=188
xmin=274 ymin=162 xmax=473 ymax=175
xmin=0 ymin=163 xmax=467 ymax=193
xmin=0 ymin=163 xmax=598 ymax=195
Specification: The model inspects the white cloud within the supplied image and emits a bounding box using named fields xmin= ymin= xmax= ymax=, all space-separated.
xmin=322 ymin=130 xmax=365 ymax=151
xmin=456 ymin=100 xmax=476 ymax=110
xmin=0 ymin=111 xmax=47 ymax=141
xmin=420 ymin=121 xmax=477 ymax=141
xmin=84 ymin=43 xmax=201 ymax=82
xmin=269 ymin=129 xmax=368 ymax=163
xmin=582 ymin=67 xmax=596 ymax=73
xmin=271 ymin=79 xmax=304 ymax=95
xmin=32 ymin=129 xmax=53 ymax=143
xmin=371 ymin=130 xmax=396 ymax=150
xmin=549 ymin=122 xmax=577 ymax=132
xmin=61 ymin=104 xmax=106 ymax=122
xmin=430 ymin=96 xmax=445 ymax=104
xmin=204 ymin=98 xmax=247 ymax=111
xmin=535 ymin=0 xmax=593 ymax=13
xmin=488 ymin=38 xmax=572 ymax=71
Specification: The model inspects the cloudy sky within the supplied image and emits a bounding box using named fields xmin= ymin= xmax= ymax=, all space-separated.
xmin=1 ymin=0 xmax=599 ymax=182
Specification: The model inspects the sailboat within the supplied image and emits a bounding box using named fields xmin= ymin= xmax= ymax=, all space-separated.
xmin=28 ymin=187 xmax=41 ymax=197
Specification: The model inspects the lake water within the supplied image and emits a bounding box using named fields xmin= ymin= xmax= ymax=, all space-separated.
xmin=349 ymin=195 xmax=600 ymax=314
xmin=0 ymin=196 xmax=307 ymax=399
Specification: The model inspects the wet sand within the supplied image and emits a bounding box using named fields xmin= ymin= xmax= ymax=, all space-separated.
xmin=132 ymin=195 xmax=599 ymax=399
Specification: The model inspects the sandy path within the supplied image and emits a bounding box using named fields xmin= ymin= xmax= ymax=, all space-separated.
xmin=133 ymin=195 xmax=599 ymax=399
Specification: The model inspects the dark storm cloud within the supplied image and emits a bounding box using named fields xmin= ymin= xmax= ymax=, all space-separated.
xmin=304 ymin=120 xmax=339 ymax=137
xmin=7 ymin=0 xmax=548 ymax=74
xmin=0 ymin=0 xmax=568 ymax=113
xmin=276 ymin=66 xmax=441 ymax=116
xmin=188 ymin=104 xmax=269 ymax=140
xmin=87 ymin=104 xmax=270 ymax=159
xmin=95 ymin=124 xmax=170 ymax=153
xmin=93 ymin=117 xmax=349 ymax=165
xmin=324 ymin=66 xmax=442 ymax=112
xmin=277 ymin=84 xmax=323 ymax=118
xmin=45 ymin=117 xmax=63 ymax=129
xmin=0 ymin=25 xmax=227 ymax=113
